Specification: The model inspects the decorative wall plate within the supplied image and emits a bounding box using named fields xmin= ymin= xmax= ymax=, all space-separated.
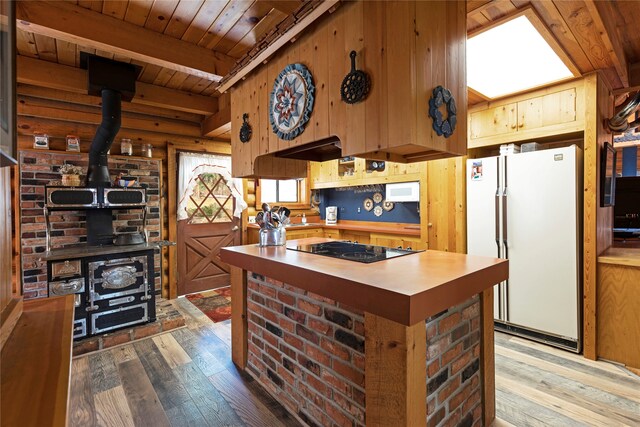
xmin=363 ymin=198 xmax=374 ymax=211
xmin=373 ymin=206 xmax=383 ymax=217
xmin=428 ymin=85 xmax=457 ymax=138
xmin=269 ymin=63 xmax=315 ymax=141
xmin=382 ymin=200 xmax=394 ymax=211
xmin=372 ymin=192 xmax=383 ymax=203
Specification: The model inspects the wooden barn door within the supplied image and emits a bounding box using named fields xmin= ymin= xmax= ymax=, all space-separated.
xmin=177 ymin=172 xmax=240 ymax=296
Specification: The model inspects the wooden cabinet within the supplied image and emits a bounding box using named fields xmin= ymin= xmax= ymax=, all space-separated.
xmin=285 ymin=227 xmax=323 ymax=241
xmin=468 ymin=79 xmax=584 ymax=149
xmin=370 ymin=233 xmax=426 ymax=250
xmin=310 ymin=159 xmax=424 ymax=189
xmin=230 ymin=0 xmax=467 ymax=176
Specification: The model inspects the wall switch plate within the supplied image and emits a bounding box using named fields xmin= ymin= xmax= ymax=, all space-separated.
xmin=248 ymin=216 xmax=256 ymax=223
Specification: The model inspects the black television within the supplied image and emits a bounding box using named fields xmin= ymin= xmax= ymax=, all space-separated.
xmin=613 ymin=176 xmax=640 ymax=234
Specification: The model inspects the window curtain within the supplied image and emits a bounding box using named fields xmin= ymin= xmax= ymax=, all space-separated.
xmin=177 ymin=152 xmax=247 ymax=220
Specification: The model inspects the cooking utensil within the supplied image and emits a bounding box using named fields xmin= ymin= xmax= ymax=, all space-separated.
xmin=113 ymin=233 xmax=145 ymax=246
xmin=340 ymin=51 xmax=370 ymax=104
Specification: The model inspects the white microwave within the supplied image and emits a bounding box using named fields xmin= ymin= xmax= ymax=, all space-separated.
xmin=385 ymin=182 xmax=420 ymax=202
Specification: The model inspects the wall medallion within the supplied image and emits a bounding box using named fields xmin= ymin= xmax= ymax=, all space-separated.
xmin=269 ymin=63 xmax=315 ymax=141
xmin=428 ymin=86 xmax=457 ymax=138
xmin=240 ymin=113 xmax=252 ymax=143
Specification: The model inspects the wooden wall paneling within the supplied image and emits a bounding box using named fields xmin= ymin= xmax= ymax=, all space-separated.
xmin=231 ymin=83 xmax=251 ymax=178
xmin=297 ymin=30 xmax=316 ymax=146
xmin=32 ymin=33 xmax=58 ymax=63
xmin=342 ymin=0 xmax=365 ymax=155
xmin=16 ymin=116 xmax=218 ymax=152
xmin=248 ymin=70 xmax=262 ymax=173
xmin=582 ymin=72 xmax=613 ymax=360
xmin=257 ymin=67 xmax=271 ymax=159
xmin=416 ymin=0 xmax=444 ymax=154
xmin=386 ymin=1 xmax=417 ymax=151
xmin=596 ymin=263 xmax=640 ymax=370
xmin=362 ymin=1 xmax=386 ymax=154
xmin=267 ymin=47 xmax=290 ymax=154
xmin=327 ymin=4 xmax=347 ymax=149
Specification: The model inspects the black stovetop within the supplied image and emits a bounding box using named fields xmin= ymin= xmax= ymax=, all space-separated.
xmin=287 ymin=241 xmax=422 ymax=263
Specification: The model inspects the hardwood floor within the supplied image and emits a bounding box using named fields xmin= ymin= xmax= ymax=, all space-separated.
xmin=69 ymin=297 xmax=640 ymax=427
xmin=494 ymin=333 xmax=640 ymax=427
xmin=68 ymin=296 xmax=301 ymax=427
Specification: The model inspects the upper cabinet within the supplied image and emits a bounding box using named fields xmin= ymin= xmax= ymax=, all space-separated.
xmin=230 ymin=1 xmax=467 ymax=178
xmin=468 ymin=79 xmax=585 ymax=149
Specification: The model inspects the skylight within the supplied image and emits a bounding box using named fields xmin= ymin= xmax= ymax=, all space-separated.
xmin=467 ymin=13 xmax=577 ymax=99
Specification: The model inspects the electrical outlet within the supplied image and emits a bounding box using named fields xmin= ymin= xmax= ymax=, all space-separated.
xmin=248 ymin=215 xmax=256 ymax=223
xmin=357 ymin=207 xmax=361 ymax=213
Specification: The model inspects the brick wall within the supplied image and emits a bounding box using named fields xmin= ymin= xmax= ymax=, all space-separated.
xmin=246 ymin=273 xmax=483 ymax=427
xmin=426 ymin=295 xmax=482 ymax=427
xmin=247 ymin=272 xmax=366 ymax=427
xmin=19 ymin=150 xmax=162 ymax=300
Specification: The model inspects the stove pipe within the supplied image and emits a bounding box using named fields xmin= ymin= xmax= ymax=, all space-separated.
xmin=81 ymin=53 xmax=139 ymax=187
xmin=87 ymin=89 xmax=121 ymax=186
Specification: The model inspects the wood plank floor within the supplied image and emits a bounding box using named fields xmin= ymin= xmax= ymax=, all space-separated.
xmin=69 ymin=297 xmax=640 ymax=427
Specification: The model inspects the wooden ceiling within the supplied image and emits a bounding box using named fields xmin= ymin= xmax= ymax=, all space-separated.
xmin=12 ymin=0 xmax=640 ymax=141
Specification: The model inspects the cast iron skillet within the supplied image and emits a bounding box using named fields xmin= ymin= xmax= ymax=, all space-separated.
xmin=341 ymin=51 xmax=370 ymax=104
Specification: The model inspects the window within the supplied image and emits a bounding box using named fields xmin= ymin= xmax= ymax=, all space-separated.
xmin=467 ymin=9 xmax=578 ymax=99
xmin=258 ymin=178 xmax=309 ymax=208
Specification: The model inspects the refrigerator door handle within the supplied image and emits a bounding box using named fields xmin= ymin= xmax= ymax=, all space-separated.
xmin=502 ymin=186 xmax=508 ymax=252
xmin=495 ymin=191 xmax=501 ymax=258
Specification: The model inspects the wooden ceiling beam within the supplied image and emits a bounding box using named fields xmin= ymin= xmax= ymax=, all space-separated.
xmin=257 ymin=0 xmax=301 ymax=15
xmin=612 ymin=63 xmax=640 ymax=95
xmin=15 ymin=1 xmax=236 ymax=82
xmin=584 ymin=0 xmax=629 ymax=88
xmin=17 ymin=55 xmax=218 ymax=115
xmin=202 ymin=93 xmax=232 ymax=138
xmin=16 ymin=84 xmax=204 ymax=123
xmin=217 ymin=0 xmax=340 ymax=93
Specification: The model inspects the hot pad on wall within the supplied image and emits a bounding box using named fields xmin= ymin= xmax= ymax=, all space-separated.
xmin=269 ymin=63 xmax=315 ymax=141
xmin=428 ymin=85 xmax=457 ymax=138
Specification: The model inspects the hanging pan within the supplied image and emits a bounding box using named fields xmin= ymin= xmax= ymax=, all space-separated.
xmin=340 ymin=51 xmax=370 ymax=104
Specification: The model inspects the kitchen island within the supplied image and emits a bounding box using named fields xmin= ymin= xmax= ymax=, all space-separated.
xmin=220 ymin=238 xmax=508 ymax=427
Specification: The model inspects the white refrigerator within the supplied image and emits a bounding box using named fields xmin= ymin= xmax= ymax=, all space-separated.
xmin=466 ymin=145 xmax=582 ymax=352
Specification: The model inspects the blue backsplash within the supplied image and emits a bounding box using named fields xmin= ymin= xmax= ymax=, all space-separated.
xmin=318 ymin=187 xmax=419 ymax=223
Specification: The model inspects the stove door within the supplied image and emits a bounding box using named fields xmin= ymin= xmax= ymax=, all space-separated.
xmin=87 ymin=256 xmax=149 ymax=304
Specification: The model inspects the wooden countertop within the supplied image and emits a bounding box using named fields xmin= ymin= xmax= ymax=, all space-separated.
xmin=1 ymin=295 xmax=75 ymax=427
xmin=248 ymin=220 xmax=421 ymax=236
xmin=598 ymin=247 xmax=640 ymax=268
xmin=221 ymin=238 xmax=508 ymax=326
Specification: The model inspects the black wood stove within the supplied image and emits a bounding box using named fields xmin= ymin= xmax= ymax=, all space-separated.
xmin=43 ymin=54 xmax=156 ymax=340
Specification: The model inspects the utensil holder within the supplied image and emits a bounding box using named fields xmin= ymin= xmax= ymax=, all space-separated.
xmin=259 ymin=228 xmax=286 ymax=247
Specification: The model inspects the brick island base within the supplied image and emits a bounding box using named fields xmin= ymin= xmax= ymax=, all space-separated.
xmin=240 ymin=271 xmax=486 ymax=427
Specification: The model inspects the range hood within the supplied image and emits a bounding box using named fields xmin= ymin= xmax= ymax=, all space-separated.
xmin=274 ymin=137 xmax=342 ymax=162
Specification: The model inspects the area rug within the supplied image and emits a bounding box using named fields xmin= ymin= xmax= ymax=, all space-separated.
xmin=185 ymin=286 xmax=232 ymax=323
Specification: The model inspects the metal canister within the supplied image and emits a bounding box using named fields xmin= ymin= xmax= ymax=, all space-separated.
xmin=140 ymin=143 xmax=153 ymax=158
xmin=120 ymin=138 xmax=132 ymax=155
